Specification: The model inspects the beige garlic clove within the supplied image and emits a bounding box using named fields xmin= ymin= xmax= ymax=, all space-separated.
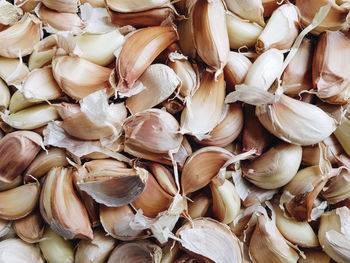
xmin=28 ymin=49 xmax=55 ymax=70
xmin=225 ymin=0 xmax=265 ymax=26
xmin=41 ymin=0 xmax=78 ymax=13
xmin=226 ymin=12 xmax=263 ymax=50
xmin=181 ymin=146 xmax=234 ymax=195
xmin=188 ymin=194 xmax=211 ymax=219
xmin=147 ymin=162 xmax=178 ymax=196
xmin=0 ymin=175 xmax=22 ymax=191
xmin=334 ymin=118 xmax=350 ymax=156
xmin=318 ymin=207 xmax=350 ymax=263
xmin=256 ymin=3 xmax=299 ymax=54
xmin=80 ymin=0 xmax=108 ymax=8
xmin=177 ymin=13 xmax=196 ymax=58
xmin=249 ymin=214 xmax=299 ymax=263
xmin=126 ymin=64 xmax=180 ymax=114
xmin=75 ymin=229 xmax=116 ymax=263
xmin=0 ymin=238 xmax=43 ymax=263
xmin=107 ymin=240 xmax=162 ymax=263
xmin=0 ymin=79 xmax=10 ymax=111
xmin=281 ymin=38 xmax=313 ymax=95
xmin=106 ymin=0 xmax=170 ymax=12
xmin=298 ymin=249 xmax=331 ymax=263
xmin=0 ymin=0 xmax=23 ymax=26
xmin=116 ymin=26 xmax=178 ymax=95
xmin=52 ymin=56 xmax=113 ymax=100
xmin=0 ymin=131 xmax=42 ymax=183
xmin=40 ymin=167 xmax=93 ymax=240
xmin=176 ymin=218 xmax=243 ymax=263
xmin=192 ymin=0 xmax=229 ymax=72
xmin=196 ymin=103 xmax=244 ymax=147
xmin=242 ymin=143 xmax=302 ymax=189
xmin=256 ymin=94 xmax=337 ymax=146
xmin=181 ymin=71 xmax=225 ymax=138
xmin=39 ymin=227 xmax=74 ymax=263
xmin=0 ymin=57 xmax=29 ymax=85
xmin=322 ymin=168 xmax=350 ymax=204
xmin=313 ymin=31 xmax=350 ymax=105
xmin=13 ymin=210 xmax=44 ymax=243
xmin=9 ymin=90 xmax=39 ymax=114
xmin=0 ymin=182 xmax=40 ymax=220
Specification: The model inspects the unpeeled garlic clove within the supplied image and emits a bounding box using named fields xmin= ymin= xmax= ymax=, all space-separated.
xmin=40 ymin=167 xmax=93 ymax=240
xmin=256 ymin=94 xmax=337 ymax=145
xmin=0 ymin=79 xmax=10 ymax=111
xmin=0 ymin=13 xmax=40 ymax=58
xmin=75 ymin=229 xmax=116 ymax=263
xmin=225 ymin=0 xmax=265 ymax=26
xmin=0 ymin=131 xmax=42 ymax=183
xmin=0 ymin=182 xmax=40 ymax=220
xmin=176 ymin=218 xmax=243 ymax=263
xmin=106 ymin=0 xmax=170 ymax=12
xmin=318 ymin=207 xmax=350 ymax=263
xmin=192 ymin=0 xmax=229 ymax=72
xmin=322 ymin=167 xmax=350 ymax=204
xmin=52 ymin=56 xmax=113 ymax=100
xmin=107 ymin=240 xmax=162 ymax=263
xmin=177 ymin=13 xmax=196 ymax=58
xmin=256 ymin=3 xmax=299 ymax=54
xmin=0 ymin=238 xmax=43 ymax=263
xmin=0 ymin=0 xmax=23 ymax=26
xmin=41 ymin=0 xmax=78 ymax=13
xmin=146 ymin=162 xmax=178 ymax=196
xmin=298 ymin=249 xmax=331 ymax=263
xmin=242 ymin=142 xmax=302 ymax=189
xmin=188 ymin=194 xmax=211 ymax=219
xmin=334 ymin=118 xmax=350 ymax=156
xmin=13 ymin=210 xmax=44 ymax=243
xmin=0 ymin=175 xmax=22 ymax=191
xmin=116 ymin=26 xmax=178 ymax=95
xmin=0 ymin=56 xmax=29 ymax=85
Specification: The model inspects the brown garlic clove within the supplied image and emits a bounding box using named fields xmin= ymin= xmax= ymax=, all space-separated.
xmin=146 ymin=162 xmax=178 ymax=196
xmin=0 ymin=175 xmax=22 ymax=191
xmin=13 ymin=210 xmax=44 ymax=243
xmin=188 ymin=194 xmax=211 ymax=220
xmin=262 ymin=0 xmax=280 ymax=17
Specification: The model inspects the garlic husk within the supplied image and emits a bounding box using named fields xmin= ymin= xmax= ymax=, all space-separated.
xmin=318 ymin=207 xmax=350 ymax=263
xmin=282 ymin=38 xmax=313 ymax=95
xmin=262 ymin=0 xmax=279 ymax=17
xmin=226 ymin=12 xmax=263 ymax=50
xmin=40 ymin=167 xmax=93 ymax=240
xmin=249 ymin=214 xmax=299 ymax=263
xmin=256 ymin=94 xmax=337 ymax=145
xmin=0 ymin=175 xmax=21 ymax=191
xmin=9 ymin=90 xmax=39 ymax=113
xmin=0 ymin=238 xmax=43 ymax=263
xmin=0 ymin=79 xmax=10 ymax=111
xmin=0 ymin=13 xmax=41 ymax=58
xmin=192 ymin=0 xmax=229 ymax=72
xmin=41 ymin=0 xmax=78 ymax=13
xmin=116 ymin=26 xmax=178 ymax=95
xmin=188 ymin=194 xmax=211 ymax=219
xmin=225 ymin=0 xmax=265 ymax=26
xmin=106 ymin=0 xmax=170 ymax=12
xmin=28 ymin=49 xmax=55 ymax=70
xmin=13 ymin=210 xmax=44 ymax=243
xmin=312 ymin=30 xmax=350 ymax=104
xmin=242 ymin=143 xmax=302 ymax=189
xmin=0 ymin=131 xmax=42 ymax=183
xmin=0 ymin=56 xmax=29 ymax=85
xmin=0 ymin=0 xmax=23 ymax=25
xmin=181 ymin=71 xmax=225 ymax=138
xmin=256 ymin=3 xmax=299 ymax=54
xmin=75 ymin=229 xmax=116 ymax=263
xmin=298 ymin=249 xmax=331 ymax=263
xmin=126 ymin=64 xmax=180 ymax=114
xmin=147 ymin=162 xmax=178 ymax=196
xmin=52 ymin=55 xmax=113 ymax=100
xmin=322 ymin=167 xmax=350 ymax=204
xmin=334 ymin=118 xmax=350 ymax=156
xmin=39 ymin=227 xmax=74 ymax=263
xmin=181 ymin=146 xmax=234 ymax=195
xmin=74 ymin=30 xmax=125 ymax=66
xmin=161 ymin=99 xmax=184 ymax=117
xmin=176 ymin=218 xmax=243 ymax=263
xmin=177 ymin=13 xmax=196 ymax=58
xmin=107 ymin=240 xmax=162 ymax=263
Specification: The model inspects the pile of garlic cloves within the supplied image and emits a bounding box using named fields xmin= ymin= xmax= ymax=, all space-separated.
xmin=1 ymin=0 xmax=350 ymax=262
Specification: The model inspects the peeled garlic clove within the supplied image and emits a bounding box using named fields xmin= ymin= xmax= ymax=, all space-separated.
xmin=176 ymin=218 xmax=243 ymax=263
xmin=147 ymin=162 xmax=178 ymax=196
xmin=28 ymin=49 xmax=55 ymax=70
xmin=13 ymin=210 xmax=44 ymax=243
xmin=39 ymin=227 xmax=74 ymax=263
xmin=298 ymin=249 xmax=331 ymax=263
xmin=41 ymin=0 xmax=78 ymax=13
xmin=318 ymin=207 xmax=350 ymax=263
xmin=181 ymin=146 xmax=234 ymax=195
xmin=52 ymin=56 xmax=113 ymax=100
xmin=249 ymin=214 xmax=299 ymax=263
xmin=177 ymin=13 xmax=196 ymax=58
xmin=188 ymin=194 xmax=211 ymax=219
xmin=3 ymin=104 xmax=59 ymax=130
xmin=0 ymin=0 xmax=23 ymax=25
xmin=107 ymin=240 xmax=162 ymax=263
xmin=256 ymin=3 xmax=299 ymax=54
xmin=0 ymin=175 xmax=21 ymax=191
xmin=225 ymin=0 xmax=265 ymax=26
xmin=24 ymin=148 xmax=68 ymax=181
xmin=0 ymin=79 xmax=10 ymax=111
xmin=75 ymin=229 xmax=116 ymax=263
xmin=0 ymin=182 xmax=40 ymax=220
xmin=334 ymin=118 xmax=350 ymax=156
xmin=0 ymin=57 xmax=29 ymax=85
xmin=242 ymin=143 xmax=302 ymax=189
xmin=226 ymin=12 xmax=263 ymax=50
xmin=256 ymin=94 xmax=337 ymax=145
xmin=126 ymin=64 xmax=180 ymax=114
xmin=0 ymin=238 xmax=43 ymax=263
xmin=9 ymin=90 xmax=38 ymax=113
xmin=106 ymin=0 xmax=170 ymax=12
xmin=181 ymin=71 xmax=225 ymax=137
xmin=40 ymin=167 xmax=93 ymax=240
xmin=281 ymin=38 xmax=313 ymax=95
xmin=0 ymin=131 xmax=42 ymax=183
xmin=116 ymin=26 xmax=178 ymax=95
xmin=322 ymin=168 xmax=350 ymax=204
xmin=192 ymin=0 xmax=229 ymax=72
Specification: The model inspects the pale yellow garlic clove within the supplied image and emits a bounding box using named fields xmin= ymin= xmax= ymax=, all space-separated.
xmin=0 ymin=79 xmax=10 ymax=111
xmin=334 ymin=118 xmax=350 ymax=156
xmin=52 ymin=55 xmax=113 ymax=100
xmin=177 ymin=13 xmax=196 ymax=58
xmin=225 ymin=0 xmax=265 ymax=26
xmin=0 ymin=0 xmax=23 ymax=25
xmin=9 ymin=90 xmax=40 ymax=114
xmin=41 ymin=0 xmax=78 ymax=13
xmin=28 ymin=49 xmax=55 ymax=70
xmin=188 ymin=194 xmax=211 ymax=219
xmin=39 ymin=227 xmax=74 ymax=263
xmin=0 ymin=182 xmax=40 ymax=220
xmin=0 ymin=238 xmax=43 ymax=263
xmin=256 ymin=94 xmax=337 ymax=145
xmin=242 ymin=143 xmax=302 ymax=189
xmin=226 ymin=12 xmax=263 ymax=49
xmin=75 ymin=229 xmax=116 ymax=263
xmin=0 ymin=57 xmax=29 ymax=85
xmin=322 ymin=168 xmax=350 ymax=204
xmin=146 ymin=162 xmax=178 ymax=196
xmin=0 ymin=175 xmax=22 ymax=191
xmin=0 ymin=131 xmax=42 ymax=183
xmin=13 ymin=210 xmax=44 ymax=243
xmin=192 ymin=0 xmax=229 ymax=72
xmin=106 ymin=0 xmax=170 ymax=12
xmin=298 ymin=249 xmax=331 ymax=263
xmin=0 ymin=13 xmax=41 ymax=58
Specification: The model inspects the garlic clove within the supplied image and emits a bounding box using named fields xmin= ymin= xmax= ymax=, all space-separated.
xmin=334 ymin=118 xmax=350 ymax=156
xmin=9 ymin=90 xmax=38 ymax=114
xmin=0 ymin=79 xmax=10 ymax=111
xmin=0 ymin=0 xmax=23 ymax=26
xmin=80 ymin=0 xmax=106 ymax=8
xmin=177 ymin=12 xmax=196 ymax=58
xmin=298 ymin=249 xmax=331 ymax=263
xmin=146 ymin=162 xmax=178 ymax=196
xmin=161 ymin=241 xmax=181 ymax=263
xmin=0 ymin=219 xmax=10 ymax=239
xmin=13 ymin=210 xmax=44 ymax=243
xmin=0 ymin=56 xmax=29 ymax=85
xmin=322 ymin=167 xmax=350 ymax=204
xmin=242 ymin=142 xmax=302 ymax=189
xmin=106 ymin=0 xmax=170 ymax=12
xmin=41 ymin=0 xmax=78 ymax=13
xmin=192 ymin=0 xmax=229 ymax=72
xmin=0 ymin=238 xmax=43 ymax=263
xmin=225 ymin=0 xmax=265 ymax=26
xmin=28 ymin=49 xmax=55 ymax=70
xmin=15 ymin=0 xmax=40 ymax=12
xmin=188 ymin=194 xmax=211 ymax=220
xmin=0 ymin=175 xmax=22 ymax=191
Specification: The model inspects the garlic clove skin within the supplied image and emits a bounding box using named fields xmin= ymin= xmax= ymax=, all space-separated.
xmin=225 ymin=0 xmax=265 ymax=26
xmin=13 ymin=210 xmax=44 ymax=243
xmin=0 ymin=175 xmax=22 ymax=192
xmin=28 ymin=49 xmax=55 ymax=70
xmin=177 ymin=12 xmax=196 ymax=58
xmin=0 ymin=1 xmax=23 ymax=26
xmin=322 ymin=168 xmax=350 ymax=204
xmin=106 ymin=0 xmax=170 ymax=12
xmin=0 ymin=238 xmax=43 ymax=263
xmin=262 ymin=0 xmax=280 ymax=17
xmin=0 ymin=57 xmax=29 ymax=85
